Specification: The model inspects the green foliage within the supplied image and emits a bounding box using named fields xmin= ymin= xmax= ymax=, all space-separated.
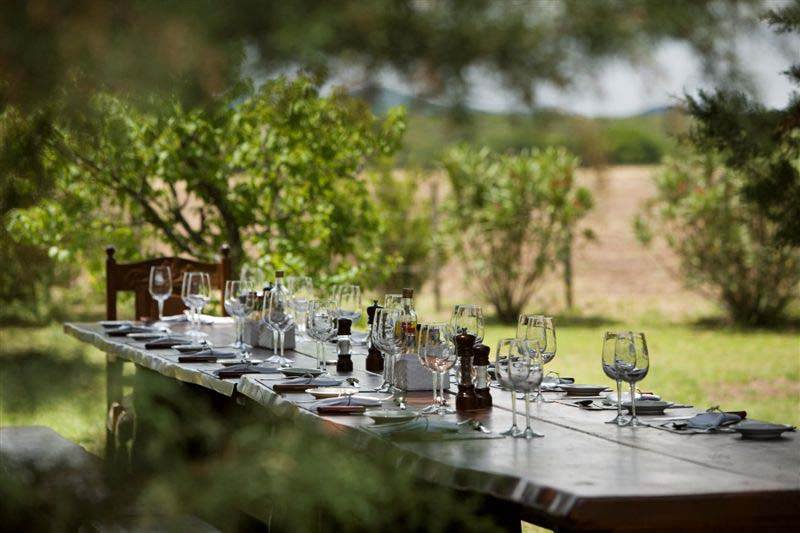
xmin=367 ymin=166 xmax=437 ymax=292
xmin=3 ymin=74 xmax=406 ymax=292
xmin=636 ymin=153 xmax=800 ymax=326
xmin=681 ymin=2 xmax=800 ymax=245
xmin=442 ymin=145 xmax=592 ymax=323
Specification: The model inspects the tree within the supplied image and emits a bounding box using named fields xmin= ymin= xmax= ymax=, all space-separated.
xmin=442 ymin=145 xmax=592 ymax=322
xmin=683 ymin=2 xmax=800 ymax=245
xmin=3 ymin=74 xmax=406 ymax=284
xmin=635 ymin=153 xmax=800 ymax=326
xmin=1 ymin=0 xmax=762 ymax=110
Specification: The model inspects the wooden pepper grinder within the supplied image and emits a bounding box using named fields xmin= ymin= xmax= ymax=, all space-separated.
xmin=455 ymin=332 xmax=478 ymax=412
xmin=365 ymin=300 xmax=384 ymax=373
xmin=472 ymin=343 xmax=492 ymax=410
xmin=335 ymin=318 xmax=353 ymax=373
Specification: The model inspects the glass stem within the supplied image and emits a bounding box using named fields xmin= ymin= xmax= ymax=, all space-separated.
xmin=510 ymin=392 xmax=518 ymax=429
xmin=279 ymin=331 xmax=285 ymax=357
xmin=630 ymin=381 xmax=637 ymax=423
xmin=157 ymin=299 xmax=164 ymax=322
xmin=616 ymin=379 xmax=622 ymax=421
xmin=272 ymin=330 xmax=279 ymax=354
xmin=525 ymin=392 xmax=532 ymax=431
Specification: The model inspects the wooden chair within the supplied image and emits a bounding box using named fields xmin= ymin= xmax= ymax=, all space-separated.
xmin=105 ymin=244 xmax=231 ymax=321
xmin=103 ymin=244 xmax=231 ymax=474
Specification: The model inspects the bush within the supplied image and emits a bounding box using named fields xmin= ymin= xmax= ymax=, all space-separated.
xmin=635 ymin=154 xmax=800 ymax=326
xmin=442 ymin=145 xmax=592 ymax=323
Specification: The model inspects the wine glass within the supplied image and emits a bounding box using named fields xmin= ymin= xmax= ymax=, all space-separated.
xmin=519 ymin=315 xmax=555 ymax=404
xmin=519 ymin=340 xmax=545 ymax=438
xmin=306 ymin=299 xmax=336 ymax=371
xmin=383 ymin=293 xmax=402 ymax=310
xmin=615 ymin=331 xmax=649 ymax=428
xmin=371 ymin=307 xmax=395 ymax=393
xmin=287 ymin=276 xmax=313 ymax=334
xmin=240 ymin=264 xmax=265 ymax=291
xmin=182 ymin=272 xmax=210 ymax=338
xmin=495 ymin=338 xmax=531 ymax=437
xmin=263 ymin=282 xmax=295 ymax=367
xmin=149 ymin=265 xmax=172 ymax=327
xmin=418 ymin=323 xmax=457 ymax=415
xmin=334 ymin=284 xmax=362 ymax=323
xmin=602 ymin=331 xmax=627 ymax=426
xmin=224 ymin=280 xmax=255 ymax=363
xmin=450 ymin=304 xmax=484 ymax=343
xmin=376 ymin=307 xmax=404 ymax=407
xmin=239 ymin=288 xmax=262 ymax=362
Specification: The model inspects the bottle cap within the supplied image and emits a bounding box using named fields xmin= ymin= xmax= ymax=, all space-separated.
xmin=454 ymin=332 xmax=476 ymax=357
xmin=337 ymin=318 xmax=352 ymax=335
xmin=366 ymin=300 xmax=382 ymax=325
xmin=472 ymin=344 xmax=490 ymax=365
xmin=402 ymin=288 xmax=414 ymax=298
xmin=276 ymin=270 xmax=284 ymax=278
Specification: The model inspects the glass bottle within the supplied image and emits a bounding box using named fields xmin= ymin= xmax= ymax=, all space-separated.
xmin=394 ymin=288 xmax=417 ymax=409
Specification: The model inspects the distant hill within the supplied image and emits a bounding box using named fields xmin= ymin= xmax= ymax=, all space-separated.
xmin=348 ymin=86 xmax=685 ymax=167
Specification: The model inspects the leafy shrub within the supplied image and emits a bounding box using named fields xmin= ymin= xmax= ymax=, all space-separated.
xmin=442 ymin=145 xmax=592 ymax=323
xmin=635 ymin=154 xmax=800 ymax=326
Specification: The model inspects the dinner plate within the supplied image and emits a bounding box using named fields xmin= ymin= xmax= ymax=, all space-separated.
xmin=281 ymin=367 xmax=324 ymax=378
xmin=306 ymin=387 xmax=360 ymax=399
xmin=100 ymin=320 xmax=132 ymax=328
xmin=561 ymin=384 xmax=609 ymax=397
xmin=127 ymin=332 xmax=167 ymax=340
xmin=732 ymin=421 xmax=795 ymax=440
xmin=365 ymin=409 xmax=418 ymax=425
xmin=622 ymin=400 xmax=673 ymax=415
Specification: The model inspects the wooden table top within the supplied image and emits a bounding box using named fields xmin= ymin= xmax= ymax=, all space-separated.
xmin=64 ymin=321 xmax=800 ymax=531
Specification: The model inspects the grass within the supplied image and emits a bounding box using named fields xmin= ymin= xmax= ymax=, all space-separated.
xmin=2 ymin=319 xmax=798 ymax=459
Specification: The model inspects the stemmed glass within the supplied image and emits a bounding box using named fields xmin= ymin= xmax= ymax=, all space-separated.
xmin=495 ymin=339 xmax=530 ymax=437
xmin=602 ymin=331 xmax=627 ymax=426
xmin=240 ymin=264 xmax=265 ymax=290
xmin=182 ymin=272 xmax=211 ymax=338
xmin=615 ymin=331 xmax=650 ymax=428
xmin=383 ymin=293 xmax=402 ymax=310
xmin=287 ymin=276 xmax=313 ymax=334
xmin=371 ymin=307 xmax=395 ymax=393
xmin=418 ymin=323 xmax=457 ymax=415
xmin=450 ymin=304 xmax=485 ymax=342
xmin=263 ymin=283 xmax=295 ymax=367
xmin=306 ymin=298 xmax=336 ymax=371
xmin=376 ymin=307 xmax=404 ymax=407
xmin=224 ymin=280 xmax=254 ymax=363
xmin=518 ymin=315 xmax=556 ymax=403
xmin=334 ymin=284 xmax=362 ymax=323
xmin=149 ymin=266 xmax=172 ymax=328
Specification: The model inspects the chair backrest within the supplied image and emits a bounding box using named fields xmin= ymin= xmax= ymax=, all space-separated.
xmin=105 ymin=245 xmax=231 ymax=320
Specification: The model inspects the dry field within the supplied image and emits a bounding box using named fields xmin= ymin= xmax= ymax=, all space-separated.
xmin=419 ymin=165 xmax=715 ymax=322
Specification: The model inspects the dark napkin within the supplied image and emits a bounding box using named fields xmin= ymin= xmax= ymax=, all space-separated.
xmin=365 ymin=418 xmax=503 ymax=441
xmin=214 ymin=364 xmax=282 ymax=379
xmin=144 ymin=336 xmax=193 ymax=349
xmin=177 ymin=348 xmax=237 ymax=363
xmin=685 ymin=412 xmax=742 ymax=430
xmin=106 ymin=325 xmax=162 ymax=337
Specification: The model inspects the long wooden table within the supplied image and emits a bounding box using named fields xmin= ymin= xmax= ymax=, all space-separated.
xmin=64 ymin=322 xmax=800 ymax=531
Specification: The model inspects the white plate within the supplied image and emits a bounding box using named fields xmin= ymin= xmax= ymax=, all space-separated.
xmin=733 ymin=421 xmax=795 ymax=440
xmin=561 ymin=384 xmax=609 ymax=396
xmin=365 ymin=409 xmax=418 ymax=425
xmin=127 ymin=332 xmax=167 ymax=340
xmin=622 ymin=400 xmax=673 ymax=415
xmin=306 ymin=387 xmax=360 ymax=399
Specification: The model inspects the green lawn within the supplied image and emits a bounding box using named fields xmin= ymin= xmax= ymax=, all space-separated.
xmin=2 ymin=321 xmax=798 ymax=459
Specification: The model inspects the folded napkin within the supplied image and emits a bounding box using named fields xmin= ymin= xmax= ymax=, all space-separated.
xmin=106 ymin=325 xmax=162 ymax=337
xmin=273 ymin=377 xmax=343 ymax=392
xmin=685 ymin=412 xmax=742 ymax=430
xmin=606 ymin=392 xmax=661 ymax=404
xmin=311 ymin=395 xmax=382 ymax=410
xmin=214 ymin=364 xmax=282 ymax=379
xmin=177 ymin=348 xmax=238 ymax=363
xmin=144 ymin=336 xmax=193 ymax=349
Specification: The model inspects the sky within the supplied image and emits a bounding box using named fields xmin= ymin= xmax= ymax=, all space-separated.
xmin=377 ymin=31 xmax=799 ymax=117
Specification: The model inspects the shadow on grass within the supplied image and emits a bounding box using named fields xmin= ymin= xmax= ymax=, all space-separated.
xmin=690 ymin=315 xmax=800 ymax=333
xmin=0 ymin=347 xmax=104 ymax=416
xmin=485 ymin=313 xmax=620 ymax=328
